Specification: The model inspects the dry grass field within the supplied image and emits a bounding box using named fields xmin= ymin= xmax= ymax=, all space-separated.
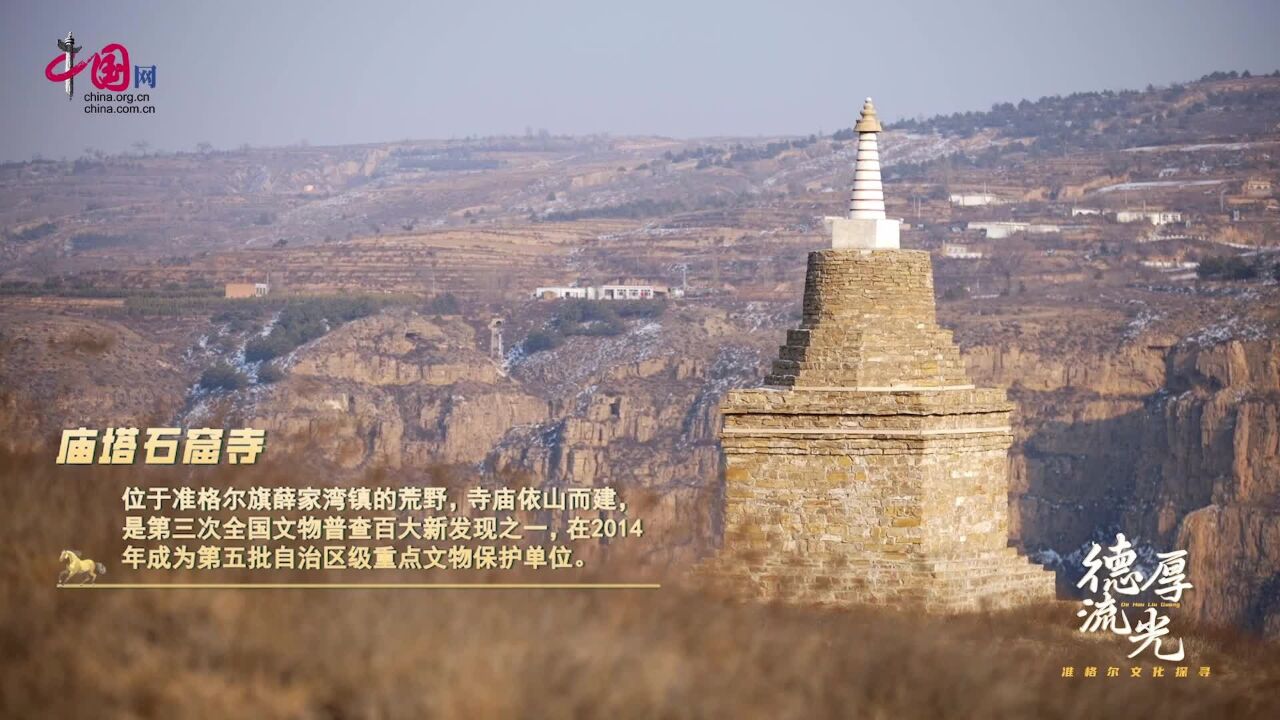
xmin=4 ymin=447 xmax=1279 ymax=719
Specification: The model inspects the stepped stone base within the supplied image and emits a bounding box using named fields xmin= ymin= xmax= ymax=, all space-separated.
xmin=709 ymin=547 xmax=1054 ymax=612
xmin=713 ymin=249 xmax=1055 ymax=610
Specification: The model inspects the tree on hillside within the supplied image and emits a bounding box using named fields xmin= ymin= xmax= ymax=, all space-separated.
xmin=989 ymin=249 xmax=1028 ymax=293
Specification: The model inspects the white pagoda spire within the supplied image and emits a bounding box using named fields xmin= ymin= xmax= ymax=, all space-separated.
xmin=848 ymin=97 xmax=885 ymax=219
xmin=826 ymin=96 xmax=900 ymax=249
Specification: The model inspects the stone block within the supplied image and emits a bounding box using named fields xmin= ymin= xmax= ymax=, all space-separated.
xmin=826 ymin=217 xmax=901 ymax=249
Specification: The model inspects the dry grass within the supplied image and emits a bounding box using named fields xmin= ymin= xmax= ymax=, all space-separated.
xmin=48 ymin=328 xmax=117 ymax=355
xmin=3 ymin=447 xmax=1279 ymax=719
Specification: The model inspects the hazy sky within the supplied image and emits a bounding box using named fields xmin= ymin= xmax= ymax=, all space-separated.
xmin=2 ymin=0 xmax=1278 ymax=161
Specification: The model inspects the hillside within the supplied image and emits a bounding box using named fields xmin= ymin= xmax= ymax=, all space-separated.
xmin=888 ymin=70 xmax=1280 ymax=159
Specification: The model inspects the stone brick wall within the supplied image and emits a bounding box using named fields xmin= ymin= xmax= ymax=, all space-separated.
xmin=766 ymin=250 xmax=970 ymax=389
xmin=715 ymin=249 xmax=1056 ymax=611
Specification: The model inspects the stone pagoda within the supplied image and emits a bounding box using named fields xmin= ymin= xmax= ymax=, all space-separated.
xmin=715 ymin=98 xmax=1055 ymax=611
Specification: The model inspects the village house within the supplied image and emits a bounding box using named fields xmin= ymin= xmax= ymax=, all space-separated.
xmin=948 ymin=192 xmax=1005 ymax=207
xmin=1243 ymin=177 xmax=1273 ymax=198
xmin=968 ymin=221 xmax=1061 ymax=239
xmin=1139 ymin=257 xmax=1199 ymax=270
xmin=532 ymin=283 xmax=683 ymax=301
xmin=1114 ymin=209 xmax=1183 ymax=225
xmin=225 ymin=282 xmax=270 ymax=299
xmin=533 ymin=286 xmax=591 ymax=300
xmin=940 ymin=243 xmax=983 ymax=259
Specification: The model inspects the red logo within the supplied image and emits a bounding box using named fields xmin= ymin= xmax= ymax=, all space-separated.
xmin=46 ymin=41 xmax=130 ymax=92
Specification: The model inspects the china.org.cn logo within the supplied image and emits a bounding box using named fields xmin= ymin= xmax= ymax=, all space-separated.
xmin=44 ymin=31 xmax=157 ymax=114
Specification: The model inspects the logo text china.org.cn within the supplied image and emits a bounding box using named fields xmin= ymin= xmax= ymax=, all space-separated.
xmin=44 ymin=30 xmax=158 ymax=114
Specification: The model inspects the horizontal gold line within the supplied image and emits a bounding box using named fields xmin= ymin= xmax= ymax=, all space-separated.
xmin=722 ymin=426 xmax=1011 ymax=437
xmin=57 ymin=582 xmax=661 ymax=590
xmin=769 ymin=384 xmax=977 ymax=392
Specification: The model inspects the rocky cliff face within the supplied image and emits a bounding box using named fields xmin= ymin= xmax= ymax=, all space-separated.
xmin=244 ymin=305 xmax=776 ymax=562
xmin=1164 ymin=341 xmax=1280 ymax=635
xmin=248 ymin=311 xmax=550 ymax=470
xmin=964 ymin=336 xmax=1280 ymax=635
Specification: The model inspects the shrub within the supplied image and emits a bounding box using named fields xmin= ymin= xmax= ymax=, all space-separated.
xmin=523 ymin=331 xmax=561 ymax=354
xmin=199 ymin=363 xmax=248 ymax=391
xmin=1197 ymin=255 xmax=1258 ymax=280
xmin=6 ymin=221 xmax=56 ymax=243
xmin=425 ymin=293 xmax=461 ymax=315
xmin=244 ymin=334 xmax=297 ymax=363
xmin=551 ymin=301 xmax=624 ymax=337
xmin=213 ymin=306 xmax=267 ymax=334
xmin=614 ymin=300 xmax=667 ymax=319
xmin=256 ymin=362 xmax=285 ymax=384
xmin=244 ymin=297 xmax=382 ymax=362
xmin=69 ymin=232 xmax=133 ymax=251
xmin=52 ymin=330 xmax=115 ymax=355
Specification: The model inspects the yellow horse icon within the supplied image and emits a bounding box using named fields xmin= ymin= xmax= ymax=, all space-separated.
xmin=58 ymin=550 xmax=106 ymax=585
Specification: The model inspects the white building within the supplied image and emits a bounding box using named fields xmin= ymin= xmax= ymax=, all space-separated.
xmin=1070 ymin=207 xmax=1102 ymax=216
xmin=1115 ymin=210 xmax=1183 ymax=225
xmin=1028 ymin=223 xmax=1063 ymax=235
xmin=941 ymin=243 xmax=983 ymax=259
xmin=949 ymin=192 xmax=1005 ymax=207
xmin=969 ymin=221 xmax=1026 ymax=238
xmin=533 ymin=286 xmax=591 ymax=300
xmin=599 ymin=284 xmax=671 ymax=300
xmin=1140 ymin=259 xmax=1198 ymax=270
xmin=532 ymin=284 xmax=681 ymax=301
xmin=968 ymin=221 xmax=1061 ymax=239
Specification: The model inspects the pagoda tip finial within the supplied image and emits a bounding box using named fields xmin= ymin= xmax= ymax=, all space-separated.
xmin=854 ymin=97 xmax=882 ymax=133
